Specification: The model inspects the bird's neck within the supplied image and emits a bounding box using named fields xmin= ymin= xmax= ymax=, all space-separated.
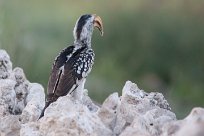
xmin=74 ymin=28 xmax=93 ymax=47
xmin=74 ymin=37 xmax=92 ymax=48
xmin=74 ymin=40 xmax=91 ymax=48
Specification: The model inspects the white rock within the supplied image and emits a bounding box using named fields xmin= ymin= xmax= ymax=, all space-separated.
xmin=82 ymin=89 xmax=99 ymax=112
xmin=120 ymin=108 xmax=176 ymax=136
xmin=161 ymin=107 xmax=204 ymax=136
xmin=13 ymin=67 xmax=27 ymax=83
xmin=0 ymin=79 xmax=16 ymax=116
xmin=0 ymin=49 xmax=45 ymax=136
xmin=114 ymin=81 xmax=176 ymax=135
xmin=20 ymin=122 xmax=40 ymax=136
xmin=0 ymin=115 xmax=21 ymax=136
xmin=98 ymin=92 xmax=120 ymax=130
xmin=0 ymin=50 xmax=12 ymax=79
xmin=13 ymin=67 xmax=30 ymax=114
xmin=21 ymin=96 xmax=112 ymax=136
xmin=20 ymin=83 xmax=45 ymax=123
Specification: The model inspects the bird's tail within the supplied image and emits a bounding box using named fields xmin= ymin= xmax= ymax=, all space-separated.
xmin=38 ymin=94 xmax=58 ymax=120
xmin=38 ymin=101 xmax=51 ymax=119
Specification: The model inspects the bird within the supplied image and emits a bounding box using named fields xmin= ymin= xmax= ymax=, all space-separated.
xmin=39 ymin=14 xmax=103 ymax=119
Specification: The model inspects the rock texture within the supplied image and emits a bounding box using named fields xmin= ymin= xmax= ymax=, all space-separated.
xmin=0 ymin=50 xmax=45 ymax=136
xmin=161 ymin=107 xmax=204 ymax=136
xmin=0 ymin=49 xmax=204 ymax=136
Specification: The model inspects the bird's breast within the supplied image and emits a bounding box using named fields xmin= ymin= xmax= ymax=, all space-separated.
xmin=73 ymin=48 xmax=95 ymax=78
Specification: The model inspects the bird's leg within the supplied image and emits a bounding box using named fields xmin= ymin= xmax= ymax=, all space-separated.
xmin=73 ymin=78 xmax=86 ymax=102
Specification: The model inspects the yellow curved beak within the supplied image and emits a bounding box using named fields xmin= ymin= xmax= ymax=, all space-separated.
xmin=93 ymin=15 xmax=104 ymax=36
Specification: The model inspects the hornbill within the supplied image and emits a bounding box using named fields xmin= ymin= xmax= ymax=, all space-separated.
xmin=39 ymin=14 xmax=103 ymax=119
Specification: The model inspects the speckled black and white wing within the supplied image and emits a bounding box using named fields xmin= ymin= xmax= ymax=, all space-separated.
xmin=46 ymin=46 xmax=94 ymax=100
xmin=53 ymin=47 xmax=95 ymax=97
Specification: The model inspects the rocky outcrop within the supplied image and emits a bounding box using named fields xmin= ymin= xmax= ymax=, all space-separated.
xmin=0 ymin=49 xmax=204 ymax=136
xmin=161 ymin=107 xmax=204 ymax=136
xmin=0 ymin=50 xmax=45 ymax=136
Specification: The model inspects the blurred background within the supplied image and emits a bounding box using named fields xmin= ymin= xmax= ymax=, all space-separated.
xmin=0 ymin=0 xmax=204 ymax=118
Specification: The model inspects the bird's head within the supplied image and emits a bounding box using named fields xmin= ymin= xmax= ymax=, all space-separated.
xmin=73 ymin=14 xmax=103 ymax=45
